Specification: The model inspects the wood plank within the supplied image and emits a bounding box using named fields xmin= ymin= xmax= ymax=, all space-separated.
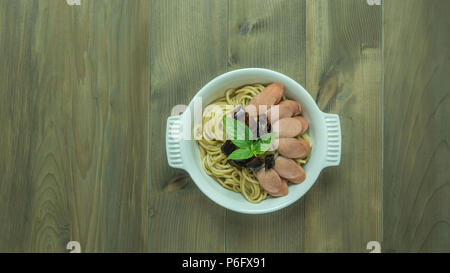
xmin=383 ymin=0 xmax=450 ymax=252
xmin=225 ymin=0 xmax=307 ymax=252
xmin=305 ymin=0 xmax=382 ymax=252
xmin=148 ymin=0 xmax=228 ymax=252
xmin=0 ymin=0 xmax=150 ymax=252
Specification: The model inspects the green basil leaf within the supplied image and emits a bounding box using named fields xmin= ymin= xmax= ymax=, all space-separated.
xmin=250 ymin=141 xmax=257 ymax=155
xmin=223 ymin=115 xmax=254 ymax=141
xmin=260 ymin=132 xmax=275 ymax=143
xmin=231 ymin=139 xmax=252 ymax=148
xmin=227 ymin=147 xmax=253 ymax=160
xmin=254 ymin=141 xmax=261 ymax=154
xmin=254 ymin=140 xmax=264 ymax=155
xmin=256 ymin=132 xmax=276 ymax=153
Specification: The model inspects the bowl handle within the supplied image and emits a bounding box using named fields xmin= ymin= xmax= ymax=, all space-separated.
xmin=322 ymin=113 xmax=342 ymax=168
xmin=166 ymin=115 xmax=184 ymax=169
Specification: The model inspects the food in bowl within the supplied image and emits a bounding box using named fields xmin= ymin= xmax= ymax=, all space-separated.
xmin=166 ymin=68 xmax=341 ymax=214
xmin=195 ymin=82 xmax=312 ymax=203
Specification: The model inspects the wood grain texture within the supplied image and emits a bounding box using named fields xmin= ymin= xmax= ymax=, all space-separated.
xmin=148 ymin=0 xmax=228 ymax=252
xmin=383 ymin=0 xmax=450 ymax=252
xmin=0 ymin=0 xmax=149 ymax=252
xmin=225 ymin=0 xmax=306 ymax=252
xmin=0 ymin=0 xmax=449 ymax=253
xmin=305 ymin=0 xmax=382 ymax=252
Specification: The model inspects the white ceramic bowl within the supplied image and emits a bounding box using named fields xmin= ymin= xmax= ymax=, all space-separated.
xmin=166 ymin=68 xmax=341 ymax=214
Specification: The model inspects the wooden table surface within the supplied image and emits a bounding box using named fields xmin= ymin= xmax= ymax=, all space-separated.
xmin=0 ymin=0 xmax=448 ymax=253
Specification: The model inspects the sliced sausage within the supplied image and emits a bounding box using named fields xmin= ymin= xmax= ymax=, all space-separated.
xmin=272 ymin=118 xmax=303 ymax=138
xmin=248 ymin=82 xmax=284 ymax=113
xmin=280 ymin=100 xmax=301 ymax=115
xmin=290 ymin=171 xmax=306 ymax=183
xmin=267 ymin=103 xmax=293 ymax=124
xmin=256 ymin=168 xmax=284 ymax=196
xmin=271 ymin=179 xmax=289 ymax=197
xmin=273 ymin=156 xmax=306 ymax=184
xmin=293 ymin=116 xmax=309 ymax=135
xmin=277 ymin=138 xmax=311 ymax=159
